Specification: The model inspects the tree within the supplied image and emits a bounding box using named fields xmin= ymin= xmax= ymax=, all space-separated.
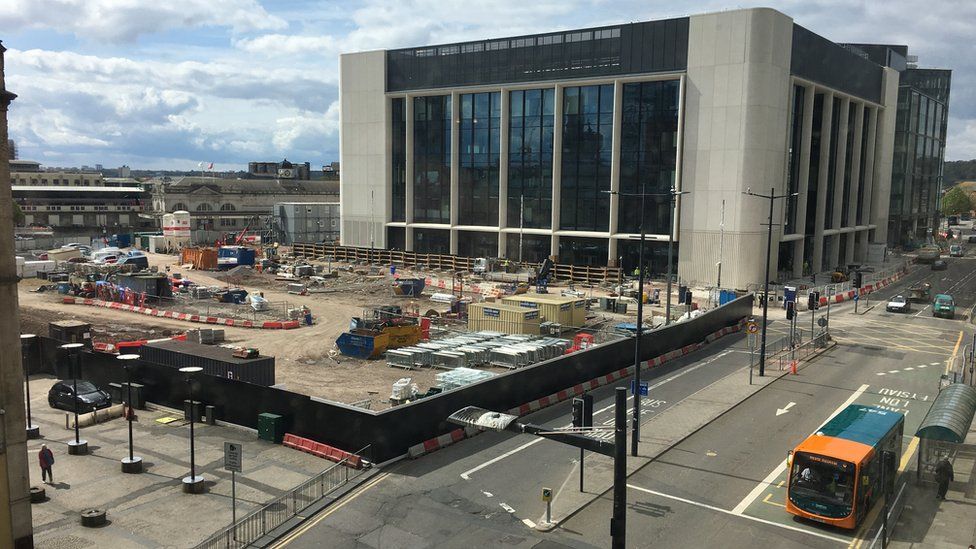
xmin=11 ymin=200 xmax=24 ymax=225
xmin=941 ymin=186 xmax=973 ymax=216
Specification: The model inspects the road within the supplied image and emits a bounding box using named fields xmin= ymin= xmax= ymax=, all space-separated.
xmin=271 ymin=239 xmax=976 ymax=549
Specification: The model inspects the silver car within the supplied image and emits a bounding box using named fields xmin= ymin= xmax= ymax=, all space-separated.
xmin=886 ymin=295 xmax=911 ymax=313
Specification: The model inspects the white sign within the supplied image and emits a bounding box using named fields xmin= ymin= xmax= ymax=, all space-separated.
xmin=224 ymin=442 xmax=243 ymax=472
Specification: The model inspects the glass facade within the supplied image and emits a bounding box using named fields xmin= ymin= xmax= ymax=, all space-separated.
xmin=508 ymin=88 xmax=554 ymax=229
xmin=458 ymin=92 xmax=501 ymax=226
xmin=785 ymin=85 xmax=805 ymax=234
xmin=506 ymin=233 xmax=550 ymax=263
xmin=413 ymin=95 xmax=452 ymax=224
xmin=387 ymin=226 xmax=405 ymax=251
xmin=617 ymin=239 xmax=675 ymax=276
xmin=559 ymin=237 xmax=608 ymax=267
xmin=457 ymin=231 xmax=498 ymax=258
xmin=391 ymin=98 xmax=407 ymax=222
xmin=618 ymin=80 xmax=680 ymax=235
xmin=560 ymin=84 xmax=614 ymax=231
xmin=824 ymin=97 xmax=841 ymax=230
xmin=413 ymin=228 xmax=450 ymax=254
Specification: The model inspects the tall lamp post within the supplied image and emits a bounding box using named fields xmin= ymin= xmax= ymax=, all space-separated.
xmin=606 ymin=185 xmax=688 ymax=455
xmin=180 ymin=366 xmax=204 ymax=493
xmin=119 ymin=354 xmax=143 ymax=473
xmin=742 ymin=188 xmax=798 ymax=377
xmin=61 ymin=343 xmax=88 ymax=455
xmin=21 ymin=334 xmax=40 ymax=439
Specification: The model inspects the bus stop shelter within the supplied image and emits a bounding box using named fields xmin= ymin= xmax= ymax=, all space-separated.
xmin=915 ymin=383 xmax=976 ymax=482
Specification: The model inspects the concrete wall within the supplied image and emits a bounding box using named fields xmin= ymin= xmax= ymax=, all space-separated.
xmin=871 ymin=67 xmax=900 ymax=245
xmin=678 ymin=8 xmax=794 ymax=290
xmin=339 ymin=50 xmax=388 ymax=249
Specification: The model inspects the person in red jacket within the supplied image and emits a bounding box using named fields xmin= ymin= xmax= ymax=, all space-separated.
xmin=38 ymin=444 xmax=55 ymax=484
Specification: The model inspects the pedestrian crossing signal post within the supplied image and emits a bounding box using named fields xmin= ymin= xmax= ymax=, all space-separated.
xmin=542 ymin=487 xmax=553 ymax=524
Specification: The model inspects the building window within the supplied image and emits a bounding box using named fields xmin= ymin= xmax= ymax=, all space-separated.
xmin=413 ymin=228 xmax=450 ymax=254
xmin=391 ymin=97 xmax=407 ymax=222
xmin=558 ymin=236 xmax=607 ymax=267
xmin=220 ymin=218 xmax=236 ymax=227
xmin=196 ymin=203 xmax=213 ymax=212
xmin=506 ymin=233 xmax=550 ymax=263
xmin=458 ymin=91 xmax=500 ymax=226
xmin=172 ymin=202 xmax=188 ymax=211
xmin=560 ymin=84 xmax=613 ymax=232
xmin=387 ymin=227 xmax=406 ymax=251
xmin=618 ymin=80 xmax=680 ymax=235
xmin=785 ymin=85 xmax=805 ymax=234
xmin=457 ymin=231 xmax=498 ymax=258
xmin=220 ymin=203 xmax=236 ymax=211
xmin=508 ymin=88 xmax=554 ymax=229
xmin=413 ymin=95 xmax=452 ymax=224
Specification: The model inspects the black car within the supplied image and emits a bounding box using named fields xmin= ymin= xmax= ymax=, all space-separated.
xmin=48 ymin=380 xmax=112 ymax=412
xmin=932 ymin=259 xmax=948 ymax=271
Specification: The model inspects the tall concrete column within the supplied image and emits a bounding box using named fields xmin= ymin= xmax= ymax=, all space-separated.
xmin=449 ymin=91 xmax=460 ymax=255
xmin=550 ymin=84 xmax=564 ymax=260
xmin=404 ymin=96 xmax=415 ymax=251
xmin=812 ymin=91 xmax=834 ymax=273
xmin=829 ymin=97 xmax=849 ymax=268
xmin=860 ymin=105 xmax=878 ymax=257
xmin=498 ymin=88 xmax=510 ymax=258
xmin=0 ymin=42 xmax=32 ymax=549
xmin=792 ymin=83 xmax=815 ymax=278
xmin=870 ymin=68 xmax=900 ymax=246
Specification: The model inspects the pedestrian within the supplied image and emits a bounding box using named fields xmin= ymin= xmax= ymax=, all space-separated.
xmin=935 ymin=456 xmax=954 ymax=500
xmin=38 ymin=444 xmax=54 ymax=484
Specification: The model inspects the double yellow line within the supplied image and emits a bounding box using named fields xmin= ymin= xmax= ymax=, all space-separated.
xmin=271 ymin=472 xmax=390 ymax=547
xmin=848 ymin=330 xmax=964 ymax=548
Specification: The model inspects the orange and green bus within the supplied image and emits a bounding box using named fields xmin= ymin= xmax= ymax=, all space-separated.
xmin=786 ymin=404 xmax=903 ymax=529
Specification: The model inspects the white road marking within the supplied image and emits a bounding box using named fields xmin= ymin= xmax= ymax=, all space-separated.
xmin=630 ymin=484 xmax=848 ymax=544
xmin=876 ymin=372 xmax=886 ymax=376
xmin=918 ymin=365 xmax=928 ymax=368
xmin=904 ymin=367 xmax=914 ymax=371
xmin=482 ymin=491 xmax=493 ymax=498
xmin=499 ymin=503 xmax=516 ymax=513
xmin=731 ymin=383 xmax=870 ymax=515
xmin=913 ymin=306 xmax=930 ymax=317
xmin=460 ymin=438 xmax=543 ymax=480
xmin=522 ymin=518 xmax=536 ymax=528
xmin=929 ymin=362 xmax=941 ymax=366
xmin=888 ymin=370 xmax=899 ymax=374
xmin=775 ymin=402 xmax=796 ymax=416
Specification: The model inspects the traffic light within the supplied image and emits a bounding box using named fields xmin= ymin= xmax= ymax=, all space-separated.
xmin=807 ymin=291 xmax=820 ymax=311
xmin=786 ymin=300 xmax=796 ymax=320
xmin=572 ymin=394 xmax=594 ymax=428
xmin=852 ymin=271 xmax=862 ymax=289
xmin=684 ymin=290 xmax=693 ymax=306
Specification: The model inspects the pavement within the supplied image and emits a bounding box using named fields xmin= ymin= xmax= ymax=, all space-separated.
xmin=22 ymin=375 xmax=333 ymax=548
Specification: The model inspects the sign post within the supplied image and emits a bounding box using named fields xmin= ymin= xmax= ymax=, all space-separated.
xmin=542 ymin=487 xmax=553 ymax=525
xmin=224 ymin=442 xmax=243 ymax=532
xmin=746 ymin=319 xmax=758 ymax=385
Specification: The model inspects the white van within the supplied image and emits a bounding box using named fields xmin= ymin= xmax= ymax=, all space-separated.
xmin=91 ymin=247 xmax=121 ymax=263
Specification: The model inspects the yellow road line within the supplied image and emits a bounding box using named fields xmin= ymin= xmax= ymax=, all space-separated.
xmin=947 ymin=330 xmax=963 ymax=374
xmin=762 ymin=493 xmax=785 ymax=508
xmin=272 ymin=472 xmax=390 ymax=547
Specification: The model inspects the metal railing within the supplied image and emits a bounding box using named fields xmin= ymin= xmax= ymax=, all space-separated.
xmin=195 ymin=457 xmax=365 ymax=549
xmin=776 ymin=332 xmax=829 ymax=371
xmin=867 ymin=481 xmax=908 ymax=549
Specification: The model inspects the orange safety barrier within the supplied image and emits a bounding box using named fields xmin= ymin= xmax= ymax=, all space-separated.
xmin=280 ymin=433 xmax=363 ymax=469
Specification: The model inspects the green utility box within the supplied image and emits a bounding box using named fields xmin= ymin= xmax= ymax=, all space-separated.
xmin=257 ymin=413 xmax=285 ymax=443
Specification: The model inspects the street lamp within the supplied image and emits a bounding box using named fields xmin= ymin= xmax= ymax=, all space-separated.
xmin=61 ymin=343 xmax=88 ymax=455
xmin=180 ymin=366 xmax=204 ymax=493
xmin=742 ymin=188 xmax=798 ymax=377
xmin=606 ymin=185 xmax=688 ymax=456
xmin=119 ymin=354 xmax=143 ymax=473
xmin=21 ymin=334 xmax=40 ymax=439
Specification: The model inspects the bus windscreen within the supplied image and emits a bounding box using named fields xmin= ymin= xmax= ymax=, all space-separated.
xmin=789 ymin=452 xmax=855 ymax=518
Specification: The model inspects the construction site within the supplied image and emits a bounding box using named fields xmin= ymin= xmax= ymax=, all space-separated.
xmin=17 ymin=237 xmax=723 ymax=411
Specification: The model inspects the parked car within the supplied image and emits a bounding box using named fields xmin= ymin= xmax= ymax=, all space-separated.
xmin=117 ymin=253 xmax=149 ymax=269
xmin=885 ymin=295 xmax=911 ymax=313
xmin=932 ymin=294 xmax=955 ymax=319
xmin=48 ymin=380 xmax=112 ymax=412
xmin=950 ymin=244 xmax=964 ymax=257
xmin=93 ymin=254 xmax=119 ymax=265
xmin=932 ymin=259 xmax=948 ymax=271
xmin=948 ymin=215 xmax=959 ymax=226
xmin=90 ymin=248 xmax=121 ymax=263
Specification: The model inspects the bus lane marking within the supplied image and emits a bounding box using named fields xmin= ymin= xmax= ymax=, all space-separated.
xmin=731 ymin=384 xmax=870 ymax=515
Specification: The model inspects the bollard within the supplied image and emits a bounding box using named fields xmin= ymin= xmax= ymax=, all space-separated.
xmin=790 ymin=360 xmax=798 ymax=375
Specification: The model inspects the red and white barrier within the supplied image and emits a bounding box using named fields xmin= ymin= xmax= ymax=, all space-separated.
xmin=61 ymin=297 xmax=299 ymax=330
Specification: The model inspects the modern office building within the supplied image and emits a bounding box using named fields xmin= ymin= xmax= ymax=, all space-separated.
xmin=339 ymin=7 xmax=905 ymax=289
xmin=841 ymin=44 xmax=951 ymax=247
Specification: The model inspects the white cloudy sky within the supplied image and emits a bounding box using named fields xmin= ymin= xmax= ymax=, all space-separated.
xmin=0 ymin=0 xmax=972 ymax=170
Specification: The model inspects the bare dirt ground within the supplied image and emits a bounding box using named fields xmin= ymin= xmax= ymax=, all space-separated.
xmin=18 ymin=253 xmax=489 ymax=410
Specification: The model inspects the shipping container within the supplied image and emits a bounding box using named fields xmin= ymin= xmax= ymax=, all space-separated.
xmin=500 ymin=294 xmax=585 ymax=331
xmin=181 ymin=247 xmax=218 ymax=270
xmin=141 ymin=340 xmax=275 ymax=386
xmin=467 ymin=302 xmax=541 ymax=335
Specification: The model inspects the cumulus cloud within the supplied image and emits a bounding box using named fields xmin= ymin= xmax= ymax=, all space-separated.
xmin=0 ymin=0 xmax=287 ymax=42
